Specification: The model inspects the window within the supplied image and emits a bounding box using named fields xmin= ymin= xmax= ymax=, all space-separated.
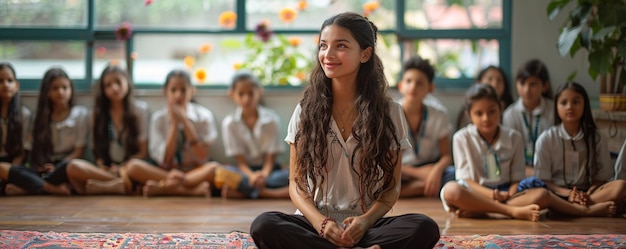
xmin=0 ymin=0 xmax=510 ymax=90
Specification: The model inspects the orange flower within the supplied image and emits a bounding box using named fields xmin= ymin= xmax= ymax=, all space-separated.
xmin=313 ymin=35 xmax=319 ymax=45
xmin=195 ymin=68 xmax=207 ymax=83
xmin=130 ymin=52 xmax=139 ymax=60
xmin=109 ymin=59 xmax=120 ymax=66
xmin=218 ymin=11 xmax=237 ymax=29
xmin=199 ymin=43 xmax=212 ymax=54
xmin=232 ymin=62 xmax=243 ymax=70
xmin=288 ymin=37 xmax=301 ymax=47
xmin=296 ymin=71 xmax=306 ymax=80
xmin=184 ymin=56 xmax=195 ymax=68
xmin=278 ymin=7 xmax=297 ymax=23
xmin=296 ymin=0 xmax=308 ymax=11
xmin=362 ymin=1 xmax=380 ymax=12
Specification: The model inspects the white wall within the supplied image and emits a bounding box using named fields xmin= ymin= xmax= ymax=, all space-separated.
xmin=20 ymin=1 xmax=592 ymax=165
xmin=511 ymin=0 xmax=595 ymax=98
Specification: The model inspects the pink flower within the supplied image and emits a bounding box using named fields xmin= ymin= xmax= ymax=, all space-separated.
xmin=145 ymin=0 xmax=153 ymax=6
xmin=115 ymin=22 xmax=133 ymax=41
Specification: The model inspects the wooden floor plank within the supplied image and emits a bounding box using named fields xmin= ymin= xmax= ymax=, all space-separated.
xmin=0 ymin=196 xmax=624 ymax=235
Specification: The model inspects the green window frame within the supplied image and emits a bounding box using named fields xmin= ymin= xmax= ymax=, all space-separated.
xmin=0 ymin=0 xmax=511 ymax=91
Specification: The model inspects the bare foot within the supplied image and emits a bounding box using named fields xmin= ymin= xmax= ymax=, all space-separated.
xmin=5 ymin=184 xmax=28 ymax=196
xmin=142 ymin=180 xmax=163 ymax=197
xmin=586 ymin=201 xmax=616 ymax=217
xmin=144 ymin=180 xmax=210 ymax=197
xmin=86 ymin=178 xmax=125 ymax=195
xmin=511 ymin=204 xmax=541 ymax=222
xmin=455 ymin=209 xmax=487 ymax=218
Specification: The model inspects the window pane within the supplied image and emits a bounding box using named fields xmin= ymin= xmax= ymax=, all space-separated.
xmin=402 ymin=39 xmax=499 ymax=79
xmin=0 ymin=41 xmax=85 ymax=79
xmin=132 ymin=33 xmax=317 ymax=85
xmin=0 ymin=0 xmax=86 ymax=27
xmin=405 ymin=0 xmax=502 ymax=29
xmin=378 ymin=34 xmax=402 ymax=87
xmin=247 ymin=0 xmax=396 ymax=30
xmin=92 ymin=40 xmax=127 ymax=80
xmin=96 ymin=0 xmax=236 ymax=29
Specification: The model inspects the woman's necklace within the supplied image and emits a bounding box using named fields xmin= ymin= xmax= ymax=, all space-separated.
xmin=334 ymin=105 xmax=354 ymax=134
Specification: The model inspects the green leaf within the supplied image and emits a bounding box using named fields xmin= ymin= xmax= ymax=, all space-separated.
xmin=580 ymin=27 xmax=592 ymax=50
xmin=220 ymin=39 xmax=243 ymax=49
xmin=589 ymin=47 xmax=612 ymax=78
xmin=569 ymin=3 xmax=592 ymax=26
xmin=558 ymin=25 xmax=583 ymax=57
xmin=547 ymin=0 xmax=572 ymax=21
xmin=588 ymin=66 xmax=598 ymax=80
xmin=597 ymin=4 xmax=618 ymax=26
xmin=567 ymin=70 xmax=578 ymax=81
xmin=593 ymin=26 xmax=616 ymax=40
xmin=569 ymin=35 xmax=582 ymax=57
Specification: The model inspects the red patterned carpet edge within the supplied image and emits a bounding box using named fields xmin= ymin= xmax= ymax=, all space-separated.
xmin=1 ymin=230 xmax=625 ymax=249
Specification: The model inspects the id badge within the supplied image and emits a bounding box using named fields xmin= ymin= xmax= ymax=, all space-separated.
xmin=564 ymin=150 xmax=580 ymax=182
xmin=484 ymin=151 xmax=501 ymax=181
xmin=524 ymin=142 xmax=534 ymax=165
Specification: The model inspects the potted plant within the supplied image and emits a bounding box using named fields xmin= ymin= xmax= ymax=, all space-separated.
xmin=547 ymin=0 xmax=626 ymax=111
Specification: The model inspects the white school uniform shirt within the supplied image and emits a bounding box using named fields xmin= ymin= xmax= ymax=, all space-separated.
xmin=222 ymin=106 xmax=284 ymax=166
xmin=285 ymin=100 xmax=411 ymax=222
xmin=89 ymin=100 xmax=150 ymax=164
xmin=49 ymin=105 xmax=89 ymax=162
xmin=502 ymin=97 xmax=554 ymax=164
xmin=0 ymin=106 xmax=32 ymax=157
xmin=534 ymin=124 xmax=613 ymax=189
xmin=400 ymin=103 xmax=451 ymax=166
xmin=452 ymin=124 xmax=525 ymax=187
xmin=149 ymin=102 xmax=217 ymax=169
xmin=423 ymin=94 xmax=448 ymax=113
xmin=614 ymin=140 xmax=626 ymax=180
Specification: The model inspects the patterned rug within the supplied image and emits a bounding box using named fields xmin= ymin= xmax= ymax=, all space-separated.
xmin=1 ymin=230 xmax=625 ymax=249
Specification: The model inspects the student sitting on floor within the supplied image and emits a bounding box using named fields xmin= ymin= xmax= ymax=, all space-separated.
xmin=531 ymin=82 xmax=623 ymax=216
xmin=0 ymin=62 xmax=36 ymax=195
xmin=125 ymin=69 xmax=224 ymax=197
xmin=66 ymin=64 xmax=150 ymax=195
xmin=396 ymin=56 xmax=454 ymax=198
xmin=220 ymin=70 xmax=289 ymax=199
xmin=441 ymin=84 xmax=546 ymax=221
xmin=502 ymin=59 xmax=554 ymax=176
xmin=1 ymin=67 xmax=88 ymax=195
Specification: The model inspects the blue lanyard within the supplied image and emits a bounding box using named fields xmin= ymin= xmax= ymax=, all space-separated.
xmin=408 ymin=107 xmax=428 ymax=155
xmin=479 ymin=128 xmax=501 ymax=177
xmin=521 ymin=113 xmax=540 ymax=143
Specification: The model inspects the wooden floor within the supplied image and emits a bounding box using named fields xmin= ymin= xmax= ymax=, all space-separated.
xmin=1 ymin=196 xmax=625 ymax=235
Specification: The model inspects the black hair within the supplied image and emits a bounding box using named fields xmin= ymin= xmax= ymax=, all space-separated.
xmin=0 ymin=62 xmax=24 ymax=160
xmin=477 ymin=65 xmax=513 ymax=108
xmin=401 ymin=56 xmax=436 ymax=83
xmin=554 ymin=82 xmax=597 ymax=187
xmin=516 ymin=59 xmax=553 ymax=99
xmin=465 ymin=83 xmax=500 ymax=112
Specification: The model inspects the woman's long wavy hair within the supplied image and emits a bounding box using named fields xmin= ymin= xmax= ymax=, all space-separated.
xmin=554 ymin=82 xmax=597 ymax=188
xmin=29 ymin=67 xmax=75 ymax=169
xmin=293 ymin=12 xmax=400 ymax=208
xmin=0 ymin=62 xmax=24 ymax=160
xmin=93 ymin=65 xmax=139 ymax=165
